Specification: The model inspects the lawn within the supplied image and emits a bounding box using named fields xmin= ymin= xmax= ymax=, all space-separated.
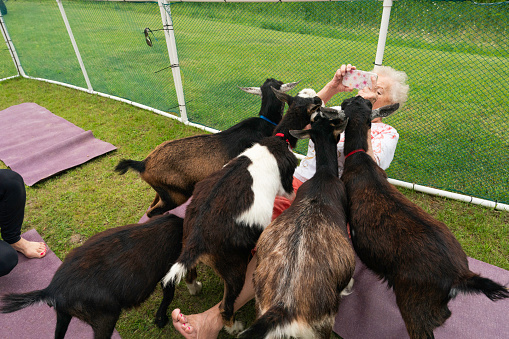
xmin=1 ymin=76 xmax=507 ymax=339
xmin=3 ymin=0 xmax=503 ymax=204
xmin=1 ymin=0 xmax=508 ymax=337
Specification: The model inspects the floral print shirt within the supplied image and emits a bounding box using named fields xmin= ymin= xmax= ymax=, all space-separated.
xmin=293 ymin=122 xmax=399 ymax=182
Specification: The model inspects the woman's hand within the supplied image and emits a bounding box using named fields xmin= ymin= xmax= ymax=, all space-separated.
xmin=328 ymin=64 xmax=357 ymax=93
xmin=317 ymin=64 xmax=356 ymax=104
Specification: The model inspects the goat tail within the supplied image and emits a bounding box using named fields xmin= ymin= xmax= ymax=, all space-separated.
xmin=0 ymin=290 xmax=49 ymax=313
xmin=162 ymin=247 xmax=202 ymax=287
xmin=114 ymin=159 xmax=145 ymax=175
xmin=238 ymin=303 xmax=296 ymax=339
xmin=452 ymin=273 xmax=509 ymax=301
xmin=162 ymin=262 xmax=188 ymax=287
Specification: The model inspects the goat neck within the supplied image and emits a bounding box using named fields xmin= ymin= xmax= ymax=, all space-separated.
xmin=272 ymin=111 xmax=307 ymax=148
xmin=314 ymin=129 xmax=341 ymax=177
xmin=341 ymin=96 xmax=374 ymax=157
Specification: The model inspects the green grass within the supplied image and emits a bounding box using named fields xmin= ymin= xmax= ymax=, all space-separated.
xmin=1 ymin=1 xmax=508 ymax=335
xmin=1 ymin=77 xmax=508 ymax=339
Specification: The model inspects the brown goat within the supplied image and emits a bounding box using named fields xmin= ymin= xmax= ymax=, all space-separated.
xmin=239 ymin=108 xmax=354 ymax=339
xmin=115 ymin=78 xmax=298 ymax=218
xmin=339 ymin=96 xmax=509 ymax=339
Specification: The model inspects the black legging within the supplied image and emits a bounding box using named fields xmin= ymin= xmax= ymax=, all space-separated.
xmin=0 ymin=169 xmax=26 ymax=277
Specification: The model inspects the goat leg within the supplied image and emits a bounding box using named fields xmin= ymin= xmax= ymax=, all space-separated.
xmin=54 ymin=311 xmax=72 ymax=339
xmin=185 ymin=268 xmax=202 ymax=295
xmin=149 ymin=193 xmax=160 ymax=208
xmin=90 ymin=311 xmax=120 ymax=339
xmin=216 ymin=254 xmax=250 ymax=327
xmin=154 ymin=281 xmax=176 ymax=328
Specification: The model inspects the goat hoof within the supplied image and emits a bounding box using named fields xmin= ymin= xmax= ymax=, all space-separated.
xmin=186 ymin=280 xmax=202 ymax=295
xmin=154 ymin=314 xmax=169 ymax=328
xmin=224 ymin=321 xmax=244 ymax=335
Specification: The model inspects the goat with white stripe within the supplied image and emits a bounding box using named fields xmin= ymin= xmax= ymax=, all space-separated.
xmin=239 ymin=107 xmax=354 ymax=339
xmin=162 ymin=88 xmax=323 ymax=330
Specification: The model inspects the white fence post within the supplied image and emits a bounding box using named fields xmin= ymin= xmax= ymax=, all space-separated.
xmin=374 ymin=0 xmax=395 ymax=68
xmin=158 ymin=0 xmax=188 ymax=123
xmin=56 ymin=0 xmax=93 ymax=92
xmin=0 ymin=11 xmax=26 ymax=78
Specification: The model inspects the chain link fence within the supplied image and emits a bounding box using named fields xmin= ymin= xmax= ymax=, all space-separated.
xmin=1 ymin=0 xmax=508 ymax=205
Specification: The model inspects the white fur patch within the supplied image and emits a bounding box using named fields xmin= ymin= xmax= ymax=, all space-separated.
xmin=162 ymin=262 xmax=186 ymax=286
xmin=297 ymin=88 xmax=317 ymax=98
xmin=266 ymin=320 xmax=316 ymax=339
xmin=186 ymin=280 xmax=202 ymax=295
xmin=235 ymin=144 xmax=285 ymax=229
xmin=224 ymin=321 xmax=245 ymax=335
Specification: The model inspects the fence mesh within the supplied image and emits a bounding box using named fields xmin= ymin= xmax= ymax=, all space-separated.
xmin=1 ymin=0 xmax=508 ymax=205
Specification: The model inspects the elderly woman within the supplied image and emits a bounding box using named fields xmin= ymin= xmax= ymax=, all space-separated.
xmin=171 ymin=64 xmax=409 ymax=339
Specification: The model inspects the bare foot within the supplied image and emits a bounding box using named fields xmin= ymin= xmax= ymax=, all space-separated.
xmin=10 ymin=237 xmax=47 ymax=258
xmin=171 ymin=307 xmax=223 ymax=339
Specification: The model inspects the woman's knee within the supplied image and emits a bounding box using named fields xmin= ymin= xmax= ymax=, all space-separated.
xmin=0 ymin=169 xmax=25 ymax=194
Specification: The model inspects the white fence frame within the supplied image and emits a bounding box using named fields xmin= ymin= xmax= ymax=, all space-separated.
xmin=1 ymin=0 xmax=508 ymax=212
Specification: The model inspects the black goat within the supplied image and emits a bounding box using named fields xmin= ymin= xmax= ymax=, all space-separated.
xmin=0 ymin=214 xmax=185 ymax=339
xmin=115 ymin=78 xmax=298 ymax=218
xmin=239 ymin=107 xmax=354 ymax=339
xmin=339 ymin=96 xmax=509 ymax=339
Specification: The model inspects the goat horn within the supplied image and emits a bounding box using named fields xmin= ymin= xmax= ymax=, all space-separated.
xmin=280 ymin=81 xmax=300 ymax=93
xmin=238 ymin=86 xmax=262 ymax=96
xmin=371 ymin=103 xmax=400 ymax=119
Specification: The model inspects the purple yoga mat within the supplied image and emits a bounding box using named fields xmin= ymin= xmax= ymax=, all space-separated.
xmin=333 ymin=255 xmax=509 ymax=339
xmin=0 ymin=229 xmax=122 ymax=338
xmin=0 ymin=103 xmax=117 ymax=186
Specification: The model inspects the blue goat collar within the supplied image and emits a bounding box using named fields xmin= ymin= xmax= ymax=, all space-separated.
xmin=260 ymin=115 xmax=277 ymax=126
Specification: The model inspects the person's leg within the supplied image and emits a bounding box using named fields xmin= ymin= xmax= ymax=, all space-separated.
xmin=171 ymin=254 xmax=257 ymax=339
xmin=0 ymin=169 xmax=46 ymax=258
xmin=0 ymin=239 xmax=18 ymax=277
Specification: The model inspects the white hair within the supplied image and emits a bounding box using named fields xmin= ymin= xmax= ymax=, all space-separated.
xmin=372 ymin=65 xmax=410 ymax=106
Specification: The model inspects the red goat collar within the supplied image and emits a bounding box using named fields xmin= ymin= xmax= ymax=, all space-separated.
xmin=275 ymin=133 xmax=292 ymax=149
xmin=344 ymin=149 xmax=365 ymax=160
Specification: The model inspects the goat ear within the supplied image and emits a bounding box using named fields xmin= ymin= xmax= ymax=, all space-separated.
xmin=371 ymin=103 xmax=400 ymax=119
xmin=272 ymin=86 xmax=292 ymax=104
xmin=239 ymin=86 xmax=262 ymax=96
xmin=280 ymin=81 xmax=300 ymax=93
xmin=289 ymin=129 xmax=311 ymax=140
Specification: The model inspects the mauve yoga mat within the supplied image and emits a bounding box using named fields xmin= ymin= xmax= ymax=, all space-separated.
xmin=0 ymin=229 xmax=122 ymax=338
xmin=0 ymin=103 xmax=117 ymax=186
xmin=333 ymin=255 xmax=509 ymax=339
